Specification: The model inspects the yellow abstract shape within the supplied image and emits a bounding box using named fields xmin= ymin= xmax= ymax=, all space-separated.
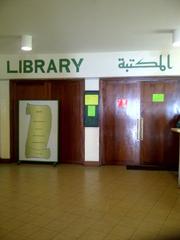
xmin=25 ymin=103 xmax=52 ymax=159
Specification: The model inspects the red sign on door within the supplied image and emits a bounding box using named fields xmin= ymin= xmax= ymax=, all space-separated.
xmin=117 ymin=98 xmax=128 ymax=108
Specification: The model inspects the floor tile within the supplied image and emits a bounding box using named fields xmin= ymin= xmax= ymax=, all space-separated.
xmin=0 ymin=164 xmax=179 ymax=240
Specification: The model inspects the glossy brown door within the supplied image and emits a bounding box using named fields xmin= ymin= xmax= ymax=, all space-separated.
xmin=100 ymin=77 xmax=180 ymax=168
xmin=140 ymin=78 xmax=180 ymax=168
xmin=100 ymin=78 xmax=140 ymax=165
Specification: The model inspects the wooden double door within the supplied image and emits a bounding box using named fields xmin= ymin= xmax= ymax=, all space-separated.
xmin=100 ymin=77 xmax=180 ymax=168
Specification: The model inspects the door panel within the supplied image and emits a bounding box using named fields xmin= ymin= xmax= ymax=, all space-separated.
xmin=100 ymin=79 xmax=140 ymax=165
xmin=51 ymin=80 xmax=84 ymax=164
xmin=140 ymin=79 xmax=180 ymax=168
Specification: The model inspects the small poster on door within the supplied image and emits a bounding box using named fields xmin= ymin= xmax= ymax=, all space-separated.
xmin=152 ymin=93 xmax=165 ymax=103
xmin=117 ymin=98 xmax=128 ymax=108
xmin=18 ymin=100 xmax=59 ymax=163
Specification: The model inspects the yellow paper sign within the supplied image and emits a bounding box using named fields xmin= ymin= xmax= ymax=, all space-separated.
xmin=85 ymin=95 xmax=98 ymax=105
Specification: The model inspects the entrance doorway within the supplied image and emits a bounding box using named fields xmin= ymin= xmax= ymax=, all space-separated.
xmin=100 ymin=77 xmax=180 ymax=169
xmin=10 ymin=79 xmax=84 ymax=164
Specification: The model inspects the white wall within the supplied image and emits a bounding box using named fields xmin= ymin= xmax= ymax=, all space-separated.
xmin=85 ymin=128 xmax=99 ymax=162
xmin=85 ymin=78 xmax=99 ymax=162
xmin=0 ymin=80 xmax=10 ymax=159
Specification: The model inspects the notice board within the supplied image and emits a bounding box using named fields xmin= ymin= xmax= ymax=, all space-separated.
xmin=84 ymin=91 xmax=99 ymax=127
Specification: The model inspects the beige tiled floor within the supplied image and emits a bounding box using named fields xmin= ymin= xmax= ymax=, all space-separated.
xmin=0 ymin=163 xmax=180 ymax=240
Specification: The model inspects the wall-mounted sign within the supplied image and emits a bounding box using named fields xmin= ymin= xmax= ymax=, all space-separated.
xmin=118 ymin=54 xmax=172 ymax=72
xmin=84 ymin=91 xmax=99 ymax=127
xmin=0 ymin=50 xmax=179 ymax=79
xmin=85 ymin=95 xmax=99 ymax=105
xmin=7 ymin=58 xmax=84 ymax=74
xmin=88 ymin=106 xmax=96 ymax=117
xmin=152 ymin=93 xmax=165 ymax=103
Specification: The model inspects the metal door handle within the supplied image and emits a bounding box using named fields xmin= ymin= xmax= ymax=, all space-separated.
xmin=137 ymin=119 xmax=140 ymax=141
xmin=140 ymin=117 xmax=144 ymax=140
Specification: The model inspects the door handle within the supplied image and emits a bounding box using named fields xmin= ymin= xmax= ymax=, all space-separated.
xmin=137 ymin=119 xmax=140 ymax=141
xmin=140 ymin=117 xmax=144 ymax=141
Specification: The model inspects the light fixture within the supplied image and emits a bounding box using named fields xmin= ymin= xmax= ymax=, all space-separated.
xmin=21 ymin=35 xmax=32 ymax=51
xmin=172 ymin=29 xmax=180 ymax=47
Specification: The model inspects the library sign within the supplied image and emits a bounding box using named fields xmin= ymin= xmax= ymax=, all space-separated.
xmin=6 ymin=58 xmax=84 ymax=74
xmin=0 ymin=50 xmax=180 ymax=79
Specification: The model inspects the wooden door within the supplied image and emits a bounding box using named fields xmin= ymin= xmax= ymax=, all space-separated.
xmin=100 ymin=78 xmax=140 ymax=165
xmin=140 ymin=78 xmax=180 ymax=168
xmin=51 ymin=80 xmax=84 ymax=164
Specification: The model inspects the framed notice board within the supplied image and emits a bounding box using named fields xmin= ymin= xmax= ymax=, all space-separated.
xmin=18 ymin=100 xmax=59 ymax=164
xmin=84 ymin=91 xmax=99 ymax=127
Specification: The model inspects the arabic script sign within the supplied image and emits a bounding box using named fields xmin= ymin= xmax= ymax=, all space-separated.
xmin=118 ymin=55 xmax=172 ymax=72
xmin=0 ymin=51 xmax=179 ymax=79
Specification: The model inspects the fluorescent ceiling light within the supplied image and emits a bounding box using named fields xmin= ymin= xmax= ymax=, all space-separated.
xmin=172 ymin=29 xmax=180 ymax=47
xmin=21 ymin=35 xmax=32 ymax=51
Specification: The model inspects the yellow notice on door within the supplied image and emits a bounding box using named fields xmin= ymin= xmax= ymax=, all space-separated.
xmin=85 ymin=95 xmax=98 ymax=105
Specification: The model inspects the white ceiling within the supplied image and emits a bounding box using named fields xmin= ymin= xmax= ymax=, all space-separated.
xmin=0 ymin=0 xmax=180 ymax=54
